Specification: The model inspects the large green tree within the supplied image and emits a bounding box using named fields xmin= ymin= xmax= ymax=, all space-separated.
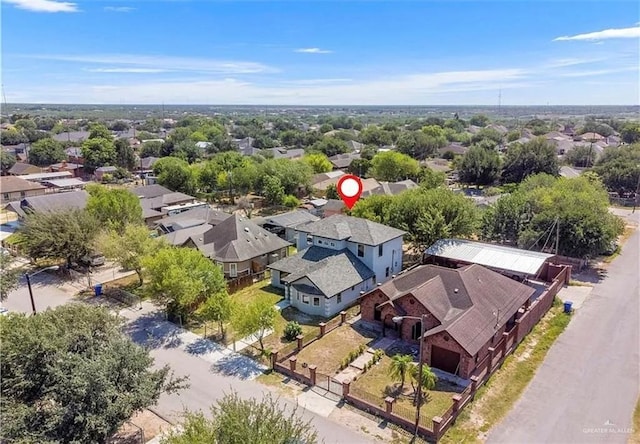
xmin=309 ymin=137 xmax=349 ymax=157
xmin=142 ymin=247 xmax=226 ymax=318
xmin=161 ymin=392 xmax=317 ymax=444
xmin=262 ymin=175 xmax=285 ymax=205
xmin=370 ymin=151 xmax=420 ymax=182
xmin=481 ymin=174 xmax=624 ymax=258
xmin=16 ymin=209 xmax=101 ymax=268
xmin=395 ymin=131 xmax=443 ymax=160
xmin=82 ymin=137 xmax=117 ymax=172
xmin=98 ymin=224 xmax=164 ymax=286
xmin=301 ymin=152 xmax=332 ymax=173
xmin=86 ymin=184 xmax=143 ymax=231
xmin=28 ymin=137 xmax=66 ymax=166
xmin=114 ymin=138 xmax=136 ymax=170
xmin=0 ymin=151 xmax=16 ymax=174
xmin=501 ymin=137 xmax=559 ymax=184
xmin=0 ymin=254 xmax=21 ymax=301
xmin=232 ymin=295 xmax=277 ymax=352
xmin=620 ymin=122 xmax=640 ymax=144
xmin=592 ymin=144 xmax=640 ymax=194
xmin=458 ymin=144 xmax=502 ymax=186
xmin=0 ymin=304 xmax=184 ymax=444
xmin=152 ymin=157 xmax=198 ymax=195
xmin=352 ymin=187 xmax=478 ymax=251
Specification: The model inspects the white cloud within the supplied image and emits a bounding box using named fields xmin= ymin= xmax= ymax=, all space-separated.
xmin=85 ymin=67 xmax=168 ymax=73
xmin=294 ymin=48 xmax=333 ymax=54
xmin=556 ymin=66 xmax=639 ymax=78
xmin=4 ymin=0 xmax=78 ymax=13
xmin=554 ymin=25 xmax=640 ymax=41
xmin=22 ymin=53 xmax=278 ymax=74
xmin=104 ymin=6 xmax=135 ymax=12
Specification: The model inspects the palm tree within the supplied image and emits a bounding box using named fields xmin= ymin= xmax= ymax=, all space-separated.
xmin=388 ymin=354 xmax=414 ymax=392
xmin=410 ymin=363 xmax=438 ymax=404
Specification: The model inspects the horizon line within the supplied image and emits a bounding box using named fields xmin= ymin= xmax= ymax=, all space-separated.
xmin=3 ymin=103 xmax=639 ymax=107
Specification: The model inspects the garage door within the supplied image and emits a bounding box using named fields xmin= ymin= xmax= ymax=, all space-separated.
xmin=431 ymin=345 xmax=461 ymax=375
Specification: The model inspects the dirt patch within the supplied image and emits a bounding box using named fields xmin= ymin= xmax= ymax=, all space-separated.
xmin=109 ymin=409 xmax=172 ymax=443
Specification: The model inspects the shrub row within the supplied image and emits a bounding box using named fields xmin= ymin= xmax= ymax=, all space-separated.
xmin=339 ymin=344 xmax=367 ymax=371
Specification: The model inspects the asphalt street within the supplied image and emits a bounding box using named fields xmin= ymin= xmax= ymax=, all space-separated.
xmin=488 ymin=217 xmax=639 ymax=443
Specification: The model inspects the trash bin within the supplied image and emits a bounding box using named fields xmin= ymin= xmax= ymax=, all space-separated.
xmin=94 ymin=283 xmax=103 ymax=297
xmin=563 ymin=301 xmax=573 ymax=313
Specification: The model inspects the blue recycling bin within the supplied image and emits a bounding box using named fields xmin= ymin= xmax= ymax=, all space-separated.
xmin=94 ymin=283 xmax=103 ymax=296
xmin=563 ymin=301 xmax=573 ymax=313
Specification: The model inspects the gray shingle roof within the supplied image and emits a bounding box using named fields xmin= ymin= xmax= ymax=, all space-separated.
xmin=131 ymin=184 xmax=172 ymax=199
xmin=11 ymin=190 xmax=88 ymax=217
xmin=262 ymin=210 xmax=319 ymax=229
xmin=296 ymin=214 xmax=405 ymax=246
xmin=163 ymin=224 xmax=213 ymax=246
xmin=190 ymin=214 xmax=290 ymax=262
xmin=8 ymin=163 xmax=40 ymax=175
xmin=377 ymin=264 xmax=535 ymax=355
xmin=0 ymin=176 xmax=46 ymax=193
xmin=155 ymin=206 xmax=232 ymax=232
xmin=269 ymin=246 xmax=374 ymax=297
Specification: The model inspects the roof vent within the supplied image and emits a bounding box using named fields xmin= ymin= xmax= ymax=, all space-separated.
xmin=454 ymin=288 xmax=459 ymax=293
xmin=377 ymin=283 xmax=382 ymax=286
xmin=244 ymin=227 xmax=250 ymax=233
xmin=391 ymin=274 xmax=396 ymax=278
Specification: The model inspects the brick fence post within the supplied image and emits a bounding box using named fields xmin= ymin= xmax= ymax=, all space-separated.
xmin=270 ymin=351 xmax=279 ymax=370
xmin=289 ymin=356 xmax=297 ymax=373
xmin=451 ymin=394 xmax=462 ymax=416
xmin=470 ymin=375 xmax=479 ymax=393
xmin=384 ymin=396 xmax=395 ymax=414
xmin=308 ymin=365 xmax=317 ymax=385
xmin=296 ymin=334 xmax=304 ymax=351
xmin=319 ymin=322 xmax=327 ymax=337
xmin=340 ymin=311 xmax=347 ymax=324
xmin=488 ymin=347 xmax=495 ymax=368
xmin=432 ymin=416 xmax=443 ymax=438
xmin=502 ymin=331 xmax=510 ymax=354
xmin=342 ymin=381 xmax=351 ymax=397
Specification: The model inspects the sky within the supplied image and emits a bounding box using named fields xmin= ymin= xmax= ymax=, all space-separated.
xmin=1 ymin=0 xmax=639 ymax=105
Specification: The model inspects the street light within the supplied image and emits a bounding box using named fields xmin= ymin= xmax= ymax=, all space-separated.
xmin=392 ymin=314 xmax=427 ymax=439
xmin=25 ymin=266 xmax=59 ymax=315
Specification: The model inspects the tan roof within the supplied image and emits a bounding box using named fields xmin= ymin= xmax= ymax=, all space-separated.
xmin=0 ymin=176 xmax=46 ymax=193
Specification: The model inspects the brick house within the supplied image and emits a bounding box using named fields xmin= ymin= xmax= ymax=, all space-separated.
xmin=360 ymin=264 xmax=535 ymax=379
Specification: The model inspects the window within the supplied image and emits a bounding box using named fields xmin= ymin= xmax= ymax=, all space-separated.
xmin=313 ymin=297 xmax=320 ymax=306
xmin=411 ymin=321 xmax=422 ymax=340
xmin=229 ymin=263 xmax=237 ymax=277
xmin=373 ymin=275 xmax=376 ymax=284
xmin=296 ymin=293 xmax=300 ymax=300
xmin=20 ymin=191 xmax=25 ymax=197
xmin=337 ymin=293 xmax=342 ymax=304
xmin=302 ymin=294 xmax=309 ymax=304
xmin=306 ymin=234 xmax=313 ymax=243
xmin=378 ymin=244 xmax=383 ymax=256
xmin=318 ymin=239 xmax=322 ymax=244
xmin=351 ymin=286 xmax=354 ymax=291
xmin=357 ymin=244 xmax=364 ymax=257
xmin=3 ymin=193 xmax=8 ymax=200
xmin=385 ymin=267 xmax=390 ymax=277
xmin=374 ymin=303 xmax=382 ymax=321
xmin=330 ymin=242 xmax=335 ymax=247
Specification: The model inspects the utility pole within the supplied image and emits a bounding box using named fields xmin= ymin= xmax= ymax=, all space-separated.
xmin=555 ymin=217 xmax=560 ymax=255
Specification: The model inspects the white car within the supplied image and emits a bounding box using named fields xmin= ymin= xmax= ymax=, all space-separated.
xmin=0 ymin=307 xmax=9 ymax=316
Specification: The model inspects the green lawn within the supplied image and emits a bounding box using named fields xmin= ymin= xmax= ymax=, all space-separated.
xmin=352 ymin=355 xmax=461 ymax=424
xmin=295 ymin=324 xmax=377 ymax=375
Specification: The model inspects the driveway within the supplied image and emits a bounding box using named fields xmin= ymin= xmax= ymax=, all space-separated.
xmin=487 ymin=226 xmax=639 ymax=444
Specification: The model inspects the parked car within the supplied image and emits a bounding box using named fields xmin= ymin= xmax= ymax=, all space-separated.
xmin=79 ymin=253 xmax=106 ymax=267
xmin=0 ymin=307 xmax=9 ymax=316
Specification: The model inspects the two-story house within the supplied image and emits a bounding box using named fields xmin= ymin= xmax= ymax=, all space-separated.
xmin=268 ymin=214 xmax=406 ymax=317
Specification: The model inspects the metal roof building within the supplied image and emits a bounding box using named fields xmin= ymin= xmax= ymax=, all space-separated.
xmin=424 ymin=238 xmax=556 ymax=278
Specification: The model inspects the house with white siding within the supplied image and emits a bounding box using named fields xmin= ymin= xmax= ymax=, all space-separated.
xmin=268 ymin=214 xmax=405 ymax=317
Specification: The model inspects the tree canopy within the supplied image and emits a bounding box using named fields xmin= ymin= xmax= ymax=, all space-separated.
xmin=28 ymin=138 xmax=66 ymax=166
xmin=152 ymin=157 xmax=198 ymax=195
xmin=142 ymin=247 xmax=226 ymax=318
xmin=86 ymin=184 xmax=143 ymax=231
xmin=352 ymin=187 xmax=478 ymax=251
xmin=369 ymin=151 xmax=420 ymax=182
xmin=592 ymin=143 xmax=640 ymax=194
xmin=0 ymin=304 xmax=183 ymax=444
xmin=481 ymin=174 xmax=624 ymax=258
xmin=82 ymin=137 xmax=117 ymax=172
xmin=0 ymin=254 xmax=21 ymax=301
xmin=161 ymin=392 xmax=317 ymax=444
xmin=501 ymin=137 xmax=559 ymax=184
xmin=16 ymin=209 xmax=101 ymax=267
xmin=301 ymin=152 xmax=332 ymax=173
xmin=458 ymin=144 xmax=502 ymax=186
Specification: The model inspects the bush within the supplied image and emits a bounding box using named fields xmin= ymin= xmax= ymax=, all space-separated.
xmin=283 ymin=321 xmax=303 ymax=341
xmin=283 ymin=195 xmax=300 ymax=208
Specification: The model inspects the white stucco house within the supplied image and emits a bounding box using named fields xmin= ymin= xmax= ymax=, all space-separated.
xmin=268 ymin=214 xmax=406 ymax=317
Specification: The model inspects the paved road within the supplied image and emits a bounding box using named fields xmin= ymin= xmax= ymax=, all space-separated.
xmin=488 ymin=224 xmax=639 ymax=443
xmin=122 ymin=307 xmax=377 ymax=444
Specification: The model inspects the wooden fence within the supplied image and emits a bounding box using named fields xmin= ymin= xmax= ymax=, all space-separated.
xmin=227 ymin=269 xmax=270 ymax=294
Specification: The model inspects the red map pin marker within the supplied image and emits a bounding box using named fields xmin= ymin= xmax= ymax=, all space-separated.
xmin=337 ymin=174 xmax=363 ymax=209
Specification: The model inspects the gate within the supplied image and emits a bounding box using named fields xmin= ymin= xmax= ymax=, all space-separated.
xmin=315 ymin=373 xmax=330 ymax=391
xmin=328 ymin=377 xmax=343 ymax=396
